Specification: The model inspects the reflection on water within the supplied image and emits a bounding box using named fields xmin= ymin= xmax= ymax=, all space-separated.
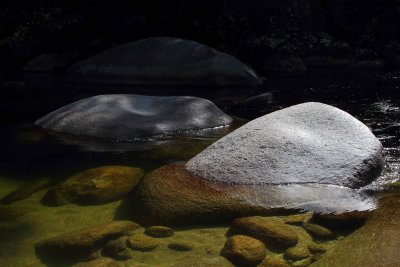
xmin=0 ymin=70 xmax=399 ymax=266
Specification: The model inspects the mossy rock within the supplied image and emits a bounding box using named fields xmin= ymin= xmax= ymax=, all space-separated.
xmin=231 ymin=216 xmax=298 ymax=249
xmin=167 ymin=242 xmax=193 ymax=251
xmin=284 ymin=246 xmax=311 ymax=261
xmin=301 ymin=223 xmax=334 ymax=240
xmin=126 ymin=233 xmax=159 ymax=251
xmin=144 ymin=226 xmax=174 ymax=238
xmin=42 ymin=166 xmax=144 ymax=206
xmin=222 ymin=235 xmax=267 ymax=266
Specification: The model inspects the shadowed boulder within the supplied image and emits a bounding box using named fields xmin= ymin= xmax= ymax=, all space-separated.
xmin=64 ymin=37 xmax=262 ymax=86
xmin=35 ymin=94 xmax=232 ymax=140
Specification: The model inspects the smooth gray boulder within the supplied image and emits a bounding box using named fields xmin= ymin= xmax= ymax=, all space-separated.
xmin=35 ymin=94 xmax=232 ymax=140
xmin=64 ymin=37 xmax=262 ymax=86
xmin=186 ymin=102 xmax=383 ymax=188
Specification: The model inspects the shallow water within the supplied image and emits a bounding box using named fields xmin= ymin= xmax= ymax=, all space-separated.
xmin=0 ymin=69 xmax=399 ymax=266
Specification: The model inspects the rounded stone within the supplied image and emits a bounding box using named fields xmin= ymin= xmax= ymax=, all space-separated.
xmin=64 ymin=37 xmax=262 ymax=86
xmin=102 ymin=237 xmax=130 ymax=260
xmin=35 ymin=94 xmax=232 ymax=140
xmin=221 ymin=235 xmax=267 ymax=266
xmin=144 ymin=226 xmax=174 ymax=238
xmin=258 ymin=255 xmax=290 ymax=267
xmin=167 ymin=242 xmax=193 ymax=251
xmin=301 ymin=223 xmax=334 ymax=240
xmin=284 ymin=246 xmax=312 ymax=261
xmin=35 ymin=221 xmax=140 ymax=262
xmin=42 ymin=166 xmax=144 ymax=206
xmin=126 ymin=233 xmax=159 ymax=251
xmin=307 ymin=243 xmax=327 ymax=253
xmin=292 ymin=257 xmax=312 ymax=267
xmin=186 ymin=102 xmax=383 ymax=189
xmin=231 ymin=217 xmax=298 ymax=249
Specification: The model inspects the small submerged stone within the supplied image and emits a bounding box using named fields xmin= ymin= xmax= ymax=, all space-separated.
xmin=126 ymin=233 xmax=159 ymax=251
xmin=35 ymin=220 xmax=139 ymax=262
xmin=144 ymin=226 xmax=174 ymax=238
xmin=258 ymin=255 xmax=290 ymax=267
xmin=102 ymin=237 xmax=130 ymax=260
xmin=42 ymin=166 xmax=144 ymax=206
xmin=222 ymin=235 xmax=267 ymax=266
xmin=301 ymin=223 xmax=334 ymax=240
xmin=284 ymin=246 xmax=311 ymax=261
xmin=307 ymin=243 xmax=327 ymax=254
xmin=1 ymin=176 xmax=53 ymax=204
xmin=168 ymin=241 xmax=193 ymax=251
xmin=231 ymin=217 xmax=298 ymax=249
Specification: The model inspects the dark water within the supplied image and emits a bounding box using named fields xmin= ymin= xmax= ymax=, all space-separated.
xmin=0 ymin=69 xmax=399 ymax=266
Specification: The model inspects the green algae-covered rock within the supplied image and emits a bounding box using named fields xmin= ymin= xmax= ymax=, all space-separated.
xmin=222 ymin=235 xmax=267 ymax=266
xmin=284 ymin=246 xmax=312 ymax=260
xmin=168 ymin=241 xmax=193 ymax=251
xmin=126 ymin=233 xmax=159 ymax=251
xmin=231 ymin=217 xmax=298 ymax=249
xmin=301 ymin=223 xmax=334 ymax=240
xmin=43 ymin=166 xmax=144 ymax=206
xmin=35 ymin=220 xmax=139 ymax=262
xmin=258 ymin=255 xmax=290 ymax=267
xmin=144 ymin=226 xmax=174 ymax=238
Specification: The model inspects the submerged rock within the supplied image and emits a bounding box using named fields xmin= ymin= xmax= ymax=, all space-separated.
xmin=126 ymin=233 xmax=159 ymax=251
xmin=35 ymin=94 xmax=232 ymax=140
xmin=144 ymin=226 xmax=174 ymax=238
xmin=311 ymin=195 xmax=400 ymax=267
xmin=259 ymin=255 xmax=290 ymax=267
xmin=64 ymin=37 xmax=262 ymax=86
xmin=186 ymin=102 xmax=383 ymax=188
xmin=43 ymin=166 xmax=144 ymax=206
xmin=222 ymin=235 xmax=266 ymax=266
xmin=284 ymin=246 xmax=311 ymax=260
xmin=301 ymin=223 xmax=333 ymax=240
xmin=35 ymin=220 xmax=139 ymax=262
xmin=231 ymin=217 xmax=298 ymax=249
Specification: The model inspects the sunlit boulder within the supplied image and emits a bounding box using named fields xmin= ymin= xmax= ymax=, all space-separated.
xmin=35 ymin=94 xmax=232 ymax=140
xmin=64 ymin=37 xmax=262 ymax=86
xmin=132 ymin=102 xmax=384 ymax=225
xmin=186 ymin=102 xmax=383 ymax=188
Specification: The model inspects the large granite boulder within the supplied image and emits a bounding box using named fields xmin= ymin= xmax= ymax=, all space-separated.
xmin=186 ymin=102 xmax=383 ymax=188
xmin=132 ymin=103 xmax=383 ymax=225
xmin=35 ymin=94 xmax=232 ymax=140
xmin=64 ymin=37 xmax=262 ymax=86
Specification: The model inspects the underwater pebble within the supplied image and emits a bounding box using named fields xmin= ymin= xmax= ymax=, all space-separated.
xmin=307 ymin=243 xmax=327 ymax=253
xmin=102 ymin=237 xmax=130 ymax=260
xmin=284 ymin=246 xmax=312 ymax=261
xmin=258 ymin=255 xmax=290 ymax=267
xmin=232 ymin=216 xmax=298 ymax=249
xmin=126 ymin=233 xmax=159 ymax=251
xmin=291 ymin=257 xmax=312 ymax=267
xmin=145 ymin=226 xmax=174 ymax=237
xmin=302 ymin=223 xmax=334 ymax=240
xmin=222 ymin=235 xmax=266 ymax=266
